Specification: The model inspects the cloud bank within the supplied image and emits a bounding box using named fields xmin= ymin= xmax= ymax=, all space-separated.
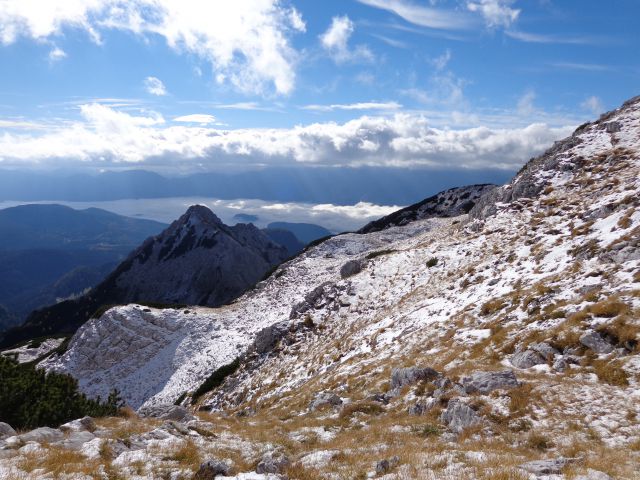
xmin=0 ymin=103 xmax=574 ymax=172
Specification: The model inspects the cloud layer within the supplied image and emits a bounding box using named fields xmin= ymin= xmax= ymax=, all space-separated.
xmin=0 ymin=103 xmax=574 ymax=172
xmin=0 ymin=0 xmax=305 ymax=95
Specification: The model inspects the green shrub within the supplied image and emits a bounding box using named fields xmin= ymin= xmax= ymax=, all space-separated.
xmin=0 ymin=355 xmax=122 ymax=430
xmin=191 ymin=358 xmax=241 ymax=403
xmin=426 ymin=257 xmax=438 ymax=268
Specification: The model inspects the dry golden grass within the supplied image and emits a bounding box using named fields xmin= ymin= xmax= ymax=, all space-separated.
xmin=588 ymin=295 xmax=630 ymax=318
xmin=165 ymin=439 xmax=202 ymax=471
xmin=480 ymin=298 xmax=507 ymax=316
xmin=591 ymin=359 xmax=629 ymax=386
xmin=17 ymin=447 xmax=101 ymax=477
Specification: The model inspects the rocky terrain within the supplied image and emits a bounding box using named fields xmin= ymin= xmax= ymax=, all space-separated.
xmin=0 ymin=206 xmax=288 ymax=348
xmin=358 ymin=184 xmax=496 ymax=234
xmin=1 ymin=97 xmax=640 ymax=478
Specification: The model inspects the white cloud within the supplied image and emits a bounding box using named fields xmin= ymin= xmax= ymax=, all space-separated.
xmin=431 ymin=49 xmax=451 ymax=71
xmin=0 ymin=0 xmax=304 ymax=95
xmin=581 ymin=96 xmax=604 ymax=116
xmin=0 ymin=103 xmax=573 ymax=172
xmin=302 ymin=102 xmax=402 ymax=112
xmin=467 ymin=0 xmax=519 ymax=28
xmin=357 ymin=0 xmax=474 ymax=30
xmin=48 ymin=46 xmax=67 ymax=62
xmin=549 ymin=62 xmax=612 ymax=72
xmin=144 ymin=76 xmax=167 ymax=96
xmin=173 ymin=114 xmax=218 ymax=125
xmin=320 ymin=15 xmax=373 ymax=63
xmin=506 ymin=30 xmax=598 ymax=45
xmin=401 ymin=70 xmax=467 ymax=107
xmin=517 ymin=90 xmax=536 ymax=115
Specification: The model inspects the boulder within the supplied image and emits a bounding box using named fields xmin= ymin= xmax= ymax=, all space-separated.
xmin=138 ymin=404 xmax=196 ymax=422
xmin=408 ymin=400 xmax=436 ymax=416
xmin=194 ymin=458 xmax=232 ymax=479
xmin=60 ymin=416 xmax=96 ymax=433
xmin=461 ymin=370 xmax=519 ymax=394
xmin=519 ymin=457 xmax=576 ymax=475
xmin=574 ymin=469 xmax=613 ymax=480
xmin=340 ymin=259 xmax=363 ymax=278
xmin=510 ymin=350 xmax=546 ymax=369
xmin=0 ymin=422 xmax=16 ymax=439
xmin=54 ymin=431 xmax=95 ymax=451
xmin=390 ymin=367 xmax=440 ymax=390
xmin=440 ymin=400 xmax=481 ymax=433
xmin=19 ymin=427 xmax=64 ymax=443
xmin=580 ymin=331 xmax=614 ymax=354
xmin=309 ymin=392 xmax=342 ymax=411
xmin=256 ymin=451 xmax=290 ymax=474
xmin=375 ymin=455 xmax=400 ymax=474
xmin=253 ymin=322 xmax=289 ymax=354
xmin=529 ymin=342 xmax=560 ymax=360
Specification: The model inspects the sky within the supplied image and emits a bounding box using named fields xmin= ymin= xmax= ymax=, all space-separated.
xmin=0 ymin=0 xmax=638 ymax=175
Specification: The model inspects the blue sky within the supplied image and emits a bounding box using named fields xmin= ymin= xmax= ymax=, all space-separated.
xmin=0 ymin=0 xmax=638 ymax=174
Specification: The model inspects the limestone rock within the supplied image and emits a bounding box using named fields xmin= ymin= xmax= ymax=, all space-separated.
xmin=461 ymin=370 xmax=519 ymax=394
xmin=440 ymin=400 xmax=481 ymax=433
xmin=309 ymin=392 xmax=342 ymax=411
xmin=340 ymin=259 xmax=364 ymax=278
xmin=0 ymin=422 xmax=16 ymax=439
xmin=580 ymin=331 xmax=614 ymax=354
xmin=519 ymin=457 xmax=576 ymax=475
xmin=19 ymin=427 xmax=64 ymax=444
xmin=138 ymin=404 xmax=196 ymax=422
xmin=256 ymin=451 xmax=290 ymax=474
xmin=510 ymin=350 xmax=546 ymax=369
xmin=194 ymin=458 xmax=232 ymax=479
xmin=375 ymin=455 xmax=400 ymax=474
xmin=390 ymin=366 xmax=440 ymax=390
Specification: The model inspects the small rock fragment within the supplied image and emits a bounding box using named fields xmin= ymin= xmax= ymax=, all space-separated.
xmin=194 ymin=458 xmax=232 ymax=479
xmin=376 ymin=455 xmax=400 ymax=474
xmin=256 ymin=450 xmax=290 ymax=474
xmin=309 ymin=392 xmax=342 ymax=411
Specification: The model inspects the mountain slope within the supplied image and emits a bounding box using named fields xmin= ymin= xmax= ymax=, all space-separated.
xmin=18 ymin=97 xmax=640 ymax=478
xmin=358 ymin=184 xmax=496 ymax=234
xmin=0 ymin=205 xmax=288 ymax=348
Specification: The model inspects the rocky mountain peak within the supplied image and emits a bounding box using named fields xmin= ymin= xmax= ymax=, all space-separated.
xmin=180 ymin=204 xmax=224 ymax=227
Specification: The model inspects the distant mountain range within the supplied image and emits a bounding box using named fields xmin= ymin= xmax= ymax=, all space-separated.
xmin=0 ymin=205 xmax=289 ymax=348
xmin=0 ymin=167 xmax=512 ymax=206
xmin=267 ymin=222 xmax=332 ymax=244
xmin=0 ymin=205 xmax=167 ymax=331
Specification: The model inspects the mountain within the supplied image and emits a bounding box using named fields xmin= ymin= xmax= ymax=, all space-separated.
xmin=0 ymin=204 xmax=165 ymax=251
xmin=0 ymin=205 xmax=167 ymax=331
xmin=266 ymin=221 xmax=333 ymax=243
xmin=0 ymin=205 xmax=288 ymax=348
xmin=3 ymin=96 xmax=640 ymax=478
xmin=0 ymin=167 xmax=513 ymax=206
xmin=358 ymin=184 xmax=496 ymax=234
xmin=262 ymin=228 xmax=305 ymax=257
